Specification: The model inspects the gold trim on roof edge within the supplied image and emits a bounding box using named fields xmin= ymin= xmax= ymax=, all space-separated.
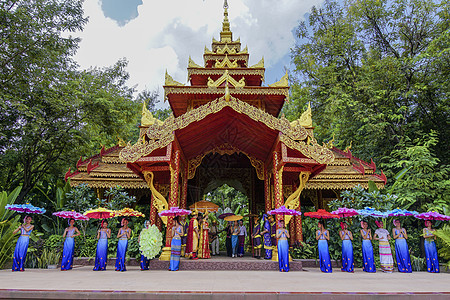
xmin=119 ymin=96 xmax=335 ymax=164
xmin=188 ymin=57 xmax=203 ymax=68
xmin=250 ymin=57 xmax=264 ymax=68
xmin=215 ymin=55 xmax=238 ymax=68
xmin=269 ymin=71 xmax=289 ymax=87
xmin=305 ymin=181 xmax=385 ymax=190
xmin=207 ymin=70 xmax=245 ymax=88
xmin=164 ymin=86 xmax=289 ymax=99
xmin=165 ymin=70 xmax=185 ymax=87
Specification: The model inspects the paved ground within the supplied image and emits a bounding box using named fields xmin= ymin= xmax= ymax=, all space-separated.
xmin=1 ymin=266 xmax=449 ymax=299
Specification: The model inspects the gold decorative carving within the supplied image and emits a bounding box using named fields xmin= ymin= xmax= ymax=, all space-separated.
xmin=239 ymin=46 xmax=248 ymax=54
xmin=306 ymin=181 xmax=385 ymax=190
xmin=323 ymin=134 xmax=335 ymax=149
xmin=216 ymin=44 xmax=237 ymax=55
xmin=204 ymin=46 xmax=213 ymax=54
xmin=188 ymin=56 xmax=203 ymax=68
xmin=284 ymin=171 xmax=310 ymax=224
xmin=120 ymin=96 xmax=334 ymax=164
xmin=214 ymin=55 xmax=238 ymax=68
xmin=187 ymin=154 xmax=205 ymax=179
xmin=164 ymin=86 xmax=289 ymax=100
xmin=269 ymin=71 xmax=289 ymax=87
xmin=207 ymin=70 xmax=245 ymax=88
xmin=141 ymin=101 xmax=163 ymax=126
xmin=291 ymin=102 xmax=312 ymax=128
xmin=188 ymin=68 xmax=263 ymax=78
xmin=165 ymin=70 xmax=184 ymax=86
xmin=250 ymin=57 xmax=264 ymax=68
xmin=143 ymin=171 xmax=168 ymax=225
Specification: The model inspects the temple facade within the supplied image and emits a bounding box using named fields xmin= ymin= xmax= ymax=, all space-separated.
xmin=67 ymin=2 xmax=385 ymax=250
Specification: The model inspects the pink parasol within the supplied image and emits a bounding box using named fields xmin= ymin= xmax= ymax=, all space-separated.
xmin=114 ymin=207 xmax=145 ymax=218
xmin=267 ymin=206 xmax=302 ymax=216
xmin=53 ymin=211 xmax=89 ymax=220
xmin=331 ymin=207 xmax=359 ymax=218
xmin=159 ymin=207 xmax=191 ymax=217
xmin=6 ymin=203 xmax=46 ymax=214
xmin=83 ymin=207 xmax=116 ymax=219
xmin=414 ymin=211 xmax=450 ymax=221
xmin=304 ymin=209 xmax=339 ymax=219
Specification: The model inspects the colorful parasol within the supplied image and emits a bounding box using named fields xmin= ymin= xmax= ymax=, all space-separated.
xmin=114 ymin=207 xmax=145 ymax=218
xmin=52 ymin=211 xmax=89 ymax=220
xmin=6 ymin=203 xmax=46 ymax=214
xmin=83 ymin=207 xmax=116 ymax=219
xmin=304 ymin=209 xmax=339 ymax=219
xmin=356 ymin=207 xmax=389 ymax=218
xmin=267 ymin=205 xmax=301 ymax=216
xmin=243 ymin=213 xmax=259 ymax=218
xmin=189 ymin=200 xmax=219 ymax=213
xmin=414 ymin=211 xmax=450 ymax=221
xmin=387 ymin=208 xmax=418 ymax=217
xmin=224 ymin=215 xmax=243 ymax=221
xmin=218 ymin=212 xmax=234 ymax=219
xmin=159 ymin=206 xmax=191 ymax=217
xmin=331 ymin=207 xmax=359 ymax=218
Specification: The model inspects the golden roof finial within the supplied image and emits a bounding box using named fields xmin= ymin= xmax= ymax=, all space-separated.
xmin=220 ymin=0 xmax=232 ymax=42
xmin=290 ymin=102 xmax=313 ymax=128
xmin=141 ymin=100 xmax=163 ymax=126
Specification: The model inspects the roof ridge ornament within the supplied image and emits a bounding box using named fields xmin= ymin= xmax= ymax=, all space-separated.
xmin=215 ymin=55 xmax=238 ymax=68
xmin=141 ymin=100 xmax=163 ymax=126
xmin=165 ymin=70 xmax=185 ymax=86
xmin=269 ymin=70 xmax=288 ymax=87
xmin=250 ymin=57 xmax=264 ymax=68
xmin=290 ymin=101 xmax=312 ymax=128
xmin=188 ymin=56 xmax=203 ymax=68
xmin=220 ymin=0 xmax=232 ymax=42
xmin=207 ymin=69 xmax=245 ymax=88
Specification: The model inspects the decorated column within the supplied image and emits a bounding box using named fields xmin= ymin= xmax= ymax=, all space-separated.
xmin=165 ymin=150 xmax=181 ymax=247
xmin=272 ymin=151 xmax=284 ymax=224
xmin=180 ymin=165 xmax=188 ymax=209
xmin=264 ymin=168 xmax=271 ymax=213
xmin=149 ymin=194 xmax=158 ymax=225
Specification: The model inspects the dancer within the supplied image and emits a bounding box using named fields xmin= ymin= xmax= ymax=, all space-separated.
xmin=186 ymin=211 xmax=199 ymax=259
xmin=180 ymin=216 xmax=188 ymax=256
xmin=374 ymin=220 xmax=394 ymax=273
xmin=339 ymin=221 xmax=354 ymax=272
xmin=360 ymin=221 xmax=375 ymax=272
xmin=269 ymin=215 xmax=277 ymax=251
xmin=169 ymin=216 xmax=183 ymax=271
xmin=316 ymin=220 xmax=332 ymax=273
xmin=139 ymin=220 xmax=151 ymax=270
xmin=276 ymin=220 xmax=290 ymax=272
xmin=231 ymin=220 xmax=239 ymax=257
xmin=198 ymin=213 xmax=211 ymax=259
xmin=251 ymin=217 xmax=262 ymax=259
xmin=93 ymin=220 xmax=110 ymax=271
xmin=12 ymin=215 xmax=34 ymax=272
xmin=261 ymin=214 xmax=273 ymax=259
xmin=61 ymin=218 xmax=81 ymax=271
xmin=225 ymin=221 xmax=232 ymax=257
xmin=423 ymin=220 xmax=439 ymax=273
xmin=115 ymin=218 xmax=131 ymax=271
xmin=392 ymin=219 xmax=412 ymax=273
xmin=209 ymin=220 xmax=219 ymax=256
xmin=238 ymin=219 xmax=247 ymax=257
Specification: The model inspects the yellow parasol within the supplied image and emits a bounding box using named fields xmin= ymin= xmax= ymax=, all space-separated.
xmin=189 ymin=200 xmax=219 ymax=213
xmin=114 ymin=207 xmax=145 ymax=218
xmin=224 ymin=215 xmax=243 ymax=221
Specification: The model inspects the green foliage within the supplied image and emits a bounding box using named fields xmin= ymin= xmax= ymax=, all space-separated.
xmin=75 ymin=235 xmax=97 ymax=258
xmin=36 ymin=248 xmax=61 ymax=268
xmin=101 ymin=186 xmax=136 ymax=210
xmin=0 ymin=215 xmax=20 ymax=269
xmin=44 ymin=234 xmax=64 ymax=253
xmin=291 ymin=241 xmax=317 ymax=259
xmin=329 ymin=185 xmax=397 ymax=211
xmin=434 ymin=225 xmax=450 ymax=269
xmin=0 ymin=186 xmax=22 ymax=221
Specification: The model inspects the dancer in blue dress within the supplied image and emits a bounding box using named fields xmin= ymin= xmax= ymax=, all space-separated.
xmin=261 ymin=214 xmax=272 ymax=259
xmin=423 ymin=220 xmax=439 ymax=273
xmin=360 ymin=221 xmax=375 ymax=272
xmin=392 ymin=219 xmax=412 ymax=273
xmin=316 ymin=220 xmax=332 ymax=273
xmin=93 ymin=220 xmax=111 ymax=271
xmin=276 ymin=220 xmax=290 ymax=272
xmin=169 ymin=216 xmax=183 ymax=271
xmin=139 ymin=220 xmax=151 ymax=270
xmin=115 ymin=218 xmax=131 ymax=272
xmin=231 ymin=221 xmax=239 ymax=257
xmin=61 ymin=218 xmax=81 ymax=271
xmin=339 ymin=222 xmax=354 ymax=272
xmin=12 ymin=215 xmax=34 ymax=272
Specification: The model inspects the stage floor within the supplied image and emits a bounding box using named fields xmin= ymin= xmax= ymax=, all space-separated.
xmin=1 ymin=266 xmax=449 ymax=299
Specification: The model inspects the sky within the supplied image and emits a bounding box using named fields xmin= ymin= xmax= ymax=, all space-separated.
xmin=73 ymin=0 xmax=323 ymax=108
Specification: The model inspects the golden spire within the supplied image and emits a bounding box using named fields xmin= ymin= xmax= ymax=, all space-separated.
xmin=220 ymin=0 xmax=232 ymax=42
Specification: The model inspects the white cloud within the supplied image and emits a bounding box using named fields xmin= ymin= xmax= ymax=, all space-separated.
xmin=73 ymin=0 xmax=323 ymax=107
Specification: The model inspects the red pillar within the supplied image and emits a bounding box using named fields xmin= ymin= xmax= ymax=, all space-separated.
xmin=149 ymin=194 xmax=158 ymax=225
xmin=272 ymin=151 xmax=284 ymax=227
xmin=180 ymin=165 xmax=188 ymax=209
xmin=264 ymin=168 xmax=271 ymax=213
xmin=165 ymin=150 xmax=180 ymax=247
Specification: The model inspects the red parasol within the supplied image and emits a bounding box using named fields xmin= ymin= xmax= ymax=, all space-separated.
xmin=83 ymin=207 xmax=116 ymax=219
xmin=267 ymin=205 xmax=302 ymax=216
xmin=304 ymin=209 xmax=339 ymax=219
xmin=159 ymin=207 xmax=191 ymax=217
xmin=331 ymin=207 xmax=359 ymax=218
xmin=114 ymin=207 xmax=145 ymax=218
xmin=53 ymin=211 xmax=89 ymax=220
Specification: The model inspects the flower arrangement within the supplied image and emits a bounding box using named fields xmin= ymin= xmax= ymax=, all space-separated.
xmin=139 ymin=224 xmax=163 ymax=259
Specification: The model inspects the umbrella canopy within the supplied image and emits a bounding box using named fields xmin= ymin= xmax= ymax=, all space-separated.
xmin=218 ymin=212 xmax=234 ymax=219
xmin=52 ymin=211 xmax=89 ymax=220
xmin=114 ymin=207 xmax=145 ymax=218
xmin=267 ymin=206 xmax=302 ymax=216
xmin=224 ymin=215 xmax=243 ymax=221
xmin=6 ymin=203 xmax=46 ymax=214
xmin=189 ymin=200 xmax=219 ymax=213
xmin=415 ymin=211 xmax=450 ymax=221
xmin=159 ymin=207 xmax=191 ymax=217
xmin=243 ymin=213 xmax=259 ymax=218
xmin=83 ymin=207 xmax=116 ymax=219
xmin=356 ymin=207 xmax=389 ymax=218
xmin=331 ymin=207 xmax=359 ymax=218
xmin=304 ymin=209 xmax=339 ymax=219
xmin=387 ymin=208 xmax=418 ymax=217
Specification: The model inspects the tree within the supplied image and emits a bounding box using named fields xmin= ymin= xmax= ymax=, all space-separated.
xmin=0 ymin=1 xmax=140 ymax=202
